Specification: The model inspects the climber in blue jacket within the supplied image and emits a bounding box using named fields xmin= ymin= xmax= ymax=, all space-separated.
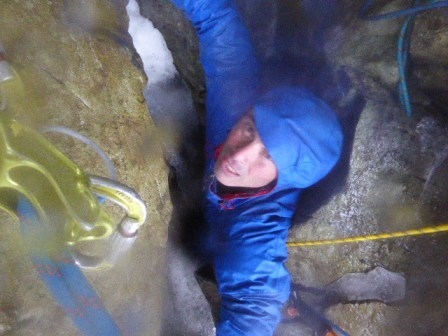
xmin=171 ymin=0 xmax=343 ymax=335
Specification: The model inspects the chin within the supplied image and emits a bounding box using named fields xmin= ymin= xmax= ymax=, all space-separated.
xmin=216 ymin=176 xmax=233 ymax=186
xmin=216 ymin=173 xmax=238 ymax=187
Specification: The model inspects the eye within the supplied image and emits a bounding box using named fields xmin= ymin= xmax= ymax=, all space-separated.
xmin=244 ymin=123 xmax=255 ymax=135
xmin=241 ymin=120 xmax=255 ymax=139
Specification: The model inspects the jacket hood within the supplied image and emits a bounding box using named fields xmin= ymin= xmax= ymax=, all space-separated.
xmin=253 ymin=85 xmax=343 ymax=189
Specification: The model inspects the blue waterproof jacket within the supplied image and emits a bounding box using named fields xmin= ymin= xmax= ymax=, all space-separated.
xmin=171 ymin=0 xmax=343 ymax=335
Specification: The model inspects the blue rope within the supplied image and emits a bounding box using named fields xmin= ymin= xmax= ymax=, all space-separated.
xmin=397 ymin=1 xmax=420 ymax=116
xmin=360 ymin=0 xmax=447 ymax=116
xmin=360 ymin=0 xmax=448 ymax=20
xmin=18 ymin=198 xmax=121 ymax=336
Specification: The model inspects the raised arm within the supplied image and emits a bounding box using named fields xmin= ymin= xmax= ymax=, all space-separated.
xmin=170 ymin=1 xmax=290 ymax=335
xmin=171 ymin=0 xmax=260 ymax=156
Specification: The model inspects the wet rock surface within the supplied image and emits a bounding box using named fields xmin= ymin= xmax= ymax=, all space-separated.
xmin=1 ymin=0 xmax=447 ymax=335
xmin=140 ymin=1 xmax=448 ymax=335
xmin=1 ymin=1 xmax=170 ymax=335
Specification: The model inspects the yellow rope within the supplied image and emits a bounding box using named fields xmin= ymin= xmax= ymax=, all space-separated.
xmin=287 ymin=223 xmax=448 ymax=247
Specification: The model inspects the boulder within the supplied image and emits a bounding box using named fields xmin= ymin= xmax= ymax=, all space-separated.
xmin=0 ymin=1 xmax=171 ymax=335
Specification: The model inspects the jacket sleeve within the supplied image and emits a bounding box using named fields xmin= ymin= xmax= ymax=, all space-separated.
xmin=218 ymin=291 xmax=289 ymax=336
xmin=215 ymin=250 xmax=291 ymax=336
xmin=171 ymin=0 xmax=260 ymax=156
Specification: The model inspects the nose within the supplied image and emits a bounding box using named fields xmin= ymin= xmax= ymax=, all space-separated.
xmin=231 ymin=140 xmax=260 ymax=165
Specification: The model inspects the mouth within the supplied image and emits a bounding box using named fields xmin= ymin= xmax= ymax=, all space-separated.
xmin=223 ymin=159 xmax=240 ymax=177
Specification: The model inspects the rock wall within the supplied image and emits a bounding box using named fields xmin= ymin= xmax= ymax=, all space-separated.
xmin=290 ymin=4 xmax=448 ymax=335
xmin=0 ymin=1 xmax=171 ymax=335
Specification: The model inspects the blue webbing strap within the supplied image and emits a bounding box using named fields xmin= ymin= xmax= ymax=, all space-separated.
xmin=18 ymin=198 xmax=121 ymax=336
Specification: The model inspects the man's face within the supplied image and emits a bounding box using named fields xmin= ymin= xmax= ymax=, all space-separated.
xmin=215 ymin=112 xmax=278 ymax=188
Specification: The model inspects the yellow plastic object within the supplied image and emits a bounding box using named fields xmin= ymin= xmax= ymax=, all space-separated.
xmin=72 ymin=175 xmax=147 ymax=269
xmin=0 ymin=63 xmax=29 ymax=117
xmin=0 ymin=56 xmax=147 ymax=268
xmin=0 ymin=114 xmax=115 ymax=244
